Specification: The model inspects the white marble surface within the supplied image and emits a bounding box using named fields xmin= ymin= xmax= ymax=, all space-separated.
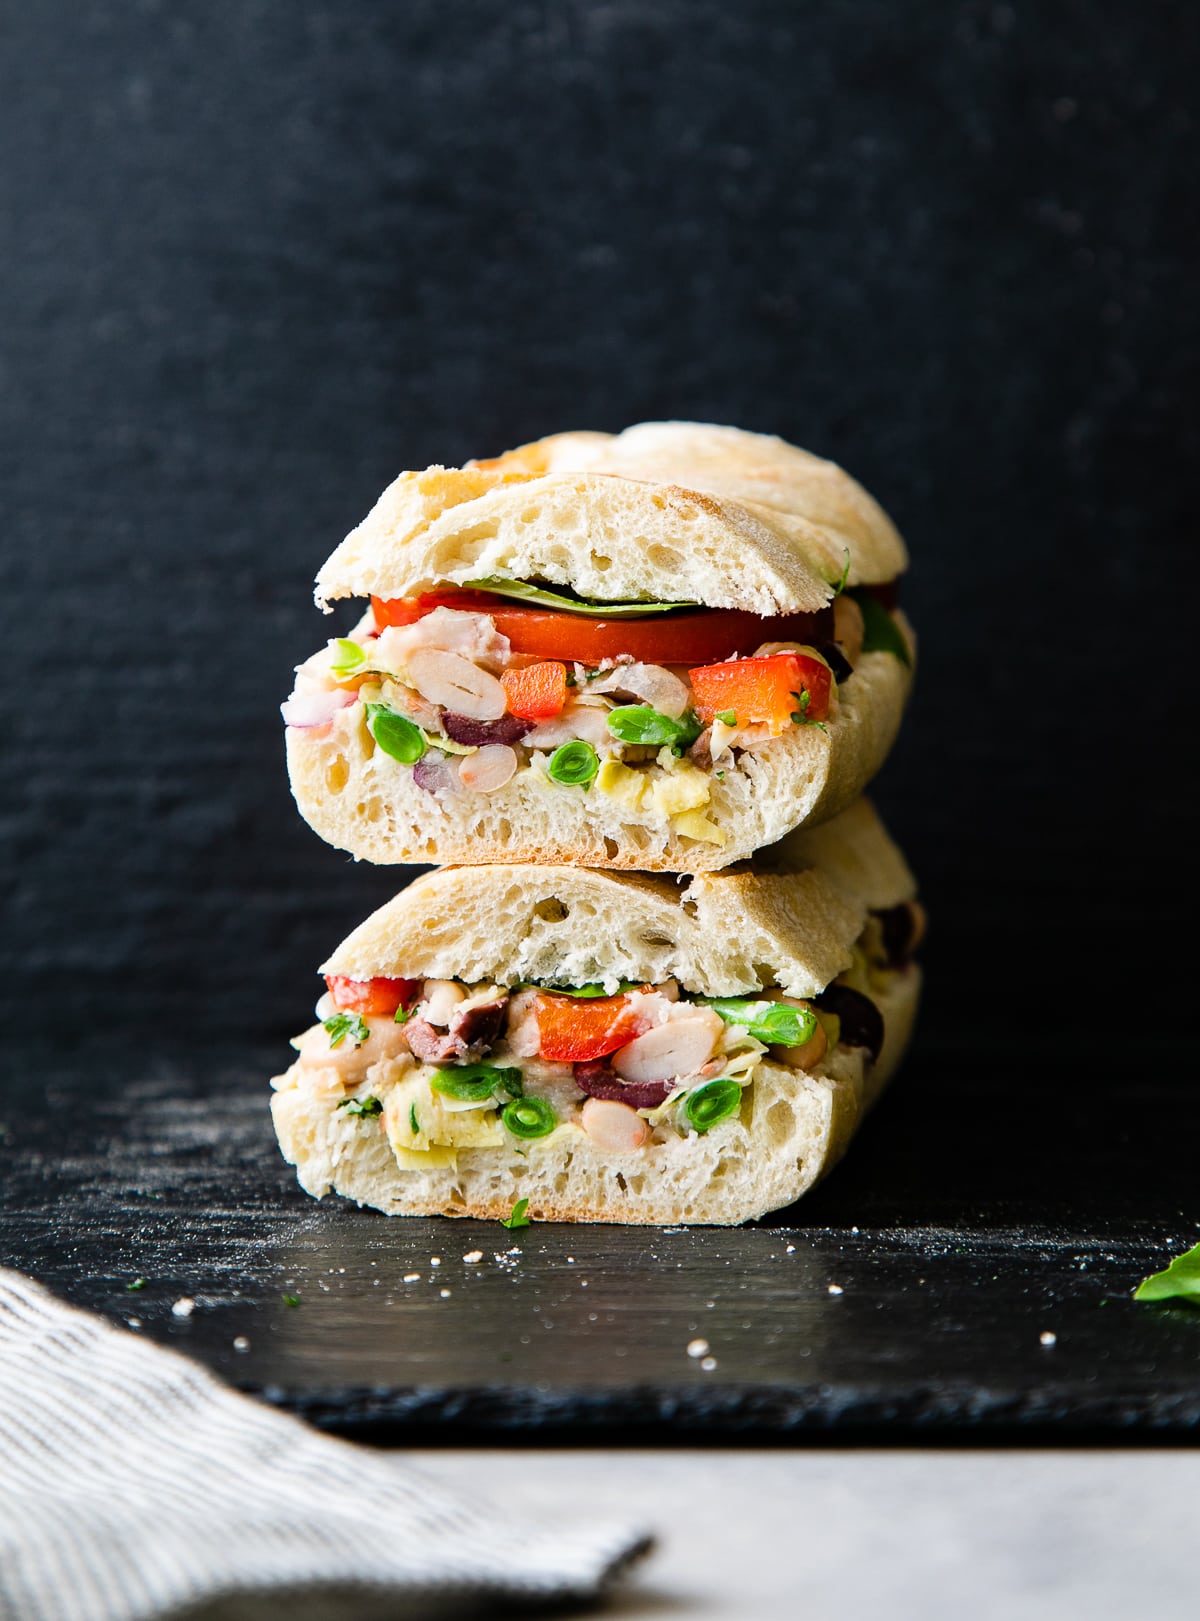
xmin=414 ymin=1447 xmax=1198 ymax=1620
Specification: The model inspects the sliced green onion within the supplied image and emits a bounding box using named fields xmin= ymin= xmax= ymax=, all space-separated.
xmin=851 ymin=589 xmax=912 ymax=668
xmin=323 ymin=1012 xmax=370 ymax=1048
xmin=329 ymin=637 xmax=367 ymax=676
xmin=465 ymin=577 xmax=698 ymax=617
xmin=684 ymin=1078 xmax=743 ymax=1133
xmin=430 ymin=1062 xmax=523 ymax=1102
xmin=365 ymin=703 xmax=427 ymax=763
xmin=547 ymin=739 xmax=599 ymax=785
xmin=606 ymin=705 xmax=703 ymax=749
xmin=336 ymin=1094 xmax=382 ymax=1118
xmin=502 ymin=1096 xmax=557 ymax=1140
xmin=703 ymin=998 xmax=818 ymax=1048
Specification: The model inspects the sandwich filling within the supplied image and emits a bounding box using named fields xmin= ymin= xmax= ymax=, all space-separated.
xmin=282 ymin=582 xmax=910 ymax=848
xmin=286 ymin=900 xmax=924 ymax=1166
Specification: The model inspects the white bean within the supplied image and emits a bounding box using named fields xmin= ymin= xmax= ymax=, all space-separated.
xmin=295 ymin=1016 xmax=409 ymax=1075
xmin=581 ymin=1097 xmax=648 ymax=1153
xmin=406 ymin=650 xmax=507 ymax=719
xmin=612 ymin=1012 xmax=723 ymax=1084
xmin=420 ymin=979 xmax=465 ymax=1027
xmin=591 ymin=662 xmax=691 ymax=718
xmin=458 ymin=743 xmax=518 ymax=793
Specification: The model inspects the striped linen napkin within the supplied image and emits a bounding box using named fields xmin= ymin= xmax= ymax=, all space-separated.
xmin=0 ymin=1269 xmax=647 ymax=1621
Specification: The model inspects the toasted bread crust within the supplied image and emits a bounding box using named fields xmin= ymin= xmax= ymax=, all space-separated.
xmin=314 ymin=422 xmax=907 ymax=614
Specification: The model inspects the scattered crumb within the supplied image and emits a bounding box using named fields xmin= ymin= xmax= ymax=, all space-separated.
xmin=567 ymin=1256 xmax=575 ymax=1264
xmin=687 ymin=1338 xmax=710 ymax=1358
xmin=706 ymin=1300 xmax=715 ymax=1308
xmin=785 ymin=1245 xmax=796 ymax=1255
xmin=462 ymin=1251 xmax=483 ymax=1264
xmin=126 ymin=1318 xmax=142 ymax=1331
xmin=580 ymin=1280 xmax=588 ymax=1288
xmin=1040 ymin=1331 xmax=1058 ymax=1347
xmin=233 ymin=1336 xmax=250 ymax=1353
xmin=171 ymin=1297 xmax=195 ymax=1318
xmin=430 ymin=1257 xmax=442 ymax=1267
xmin=700 ymin=1356 xmax=718 ymax=1372
xmin=404 ymin=1273 xmax=420 ymax=1284
xmin=439 ymin=1288 xmax=452 ymax=1299
xmin=827 ymin=1284 xmax=844 ymax=1296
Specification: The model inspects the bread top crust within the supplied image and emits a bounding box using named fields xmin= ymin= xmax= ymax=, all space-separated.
xmin=319 ymin=797 xmax=916 ymax=998
xmin=314 ymin=422 xmax=907 ymax=615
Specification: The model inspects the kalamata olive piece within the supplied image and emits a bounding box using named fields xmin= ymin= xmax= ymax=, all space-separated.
xmin=815 ymin=641 xmax=854 ymax=683
xmin=412 ymin=750 xmax=461 ymax=795
xmin=441 ymin=713 xmax=533 ymax=746
xmin=874 ymin=900 xmax=927 ymax=966
xmin=573 ymin=1061 xmax=673 ymax=1111
xmin=814 ymin=985 xmax=884 ymax=1061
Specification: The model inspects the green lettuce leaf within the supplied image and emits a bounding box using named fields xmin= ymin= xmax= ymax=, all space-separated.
xmin=465 ymin=577 xmax=697 ymax=617
xmin=1134 ymin=1242 xmax=1200 ymax=1304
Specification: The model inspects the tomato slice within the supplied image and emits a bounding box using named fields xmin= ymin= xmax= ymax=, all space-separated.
xmin=533 ymin=991 xmax=644 ymax=1063
xmin=372 ymin=591 xmax=834 ymax=665
xmin=500 ymin=661 xmax=569 ymax=719
xmin=690 ymin=650 xmax=833 ymax=732
xmin=324 ymin=975 xmax=421 ymax=1017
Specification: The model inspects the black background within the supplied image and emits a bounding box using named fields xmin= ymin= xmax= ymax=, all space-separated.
xmin=3 ymin=2 xmax=1196 ymax=1073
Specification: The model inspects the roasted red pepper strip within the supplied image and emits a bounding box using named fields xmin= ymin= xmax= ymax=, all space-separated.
xmin=324 ymin=975 xmax=421 ymax=1017
xmin=689 ymin=650 xmax=833 ymax=732
xmin=532 ymin=992 xmax=644 ymax=1063
xmin=501 ymin=661 xmax=569 ymax=720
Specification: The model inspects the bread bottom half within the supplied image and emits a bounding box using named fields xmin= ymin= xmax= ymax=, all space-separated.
xmin=285 ymin=646 xmax=911 ymax=872
xmin=270 ymin=964 xmax=919 ymax=1226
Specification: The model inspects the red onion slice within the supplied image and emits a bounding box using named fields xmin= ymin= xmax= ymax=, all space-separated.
xmin=281 ymin=689 xmax=355 ymax=729
xmin=573 ymin=1060 xmax=674 ymax=1111
xmin=441 ymin=713 xmax=533 ymax=746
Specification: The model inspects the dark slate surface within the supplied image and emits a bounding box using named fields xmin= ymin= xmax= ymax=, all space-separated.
xmin=2 ymin=1045 xmax=1196 ymax=1439
xmin=2 ymin=5 xmax=1198 ymax=1437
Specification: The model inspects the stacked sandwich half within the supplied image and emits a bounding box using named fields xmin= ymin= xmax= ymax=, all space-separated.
xmin=273 ymin=422 xmax=922 ymax=1224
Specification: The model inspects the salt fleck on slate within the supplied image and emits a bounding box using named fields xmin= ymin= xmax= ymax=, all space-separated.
xmin=403 ymin=1273 xmax=420 ymax=1284
xmin=462 ymin=1251 xmax=483 ymax=1264
xmin=828 ymin=1284 xmax=844 ymax=1296
xmin=171 ymin=1298 xmax=195 ymax=1318
xmin=233 ymin=1336 xmax=250 ymax=1352
xmin=701 ymin=1357 xmax=718 ymax=1372
xmin=1040 ymin=1331 xmax=1058 ymax=1347
xmin=687 ymin=1338 xmax=709 ymax=1358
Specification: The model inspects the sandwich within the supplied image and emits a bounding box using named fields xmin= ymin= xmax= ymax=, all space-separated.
xmin=270 ymin=798 xmax=923 ymax=1225
xmin=283 ymin=422 xmax=914 ymax=871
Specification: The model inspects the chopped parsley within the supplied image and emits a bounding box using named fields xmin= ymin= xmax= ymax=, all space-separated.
xmin=715 ymin=710 xmax=737 ymax=726
xmin=323 ymin=1012 xmax=371 ymax=1049
xmin=409 ymin=1103 xmax=420 ymax=1136
xmin=336 ymin=1095 xmax=383 ymax=1118
xmin=125 ymin=1277 xmax=147 ymax=1293
xmin=282 ymin=1294 xmax=301 ymax=1308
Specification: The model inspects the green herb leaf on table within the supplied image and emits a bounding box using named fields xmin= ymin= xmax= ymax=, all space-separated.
xmin=336 ymin=1095 xmax=383 ymax=1118
xmin=1134 ymin=1242 xmax=1200 ymax=1304
xmin=126 ymin=1278 xmax=146 ymax=1292
xmin=323 ymin=1012 xmax=370 ymax=1049
xmin=282 ymin=1294 xmax=301 ymax=1308
xmin=501 ymin=1197 xmax=532 ymax=1230
xmin=466 ymin=577 xmax=698 ymax=617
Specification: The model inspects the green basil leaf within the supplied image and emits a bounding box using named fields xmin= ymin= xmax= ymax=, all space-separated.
xmin=365 ymin=703 xmax=427 ymax=764
xmin=547 ymin=740 xmax=599 ymax=785
xmin=851 ymin=590 xmax=912 ymax=668
xmin=466 ymin=577 xmax=698 ymax=617
xmin=430 ymin=1063 xmax=523 ymax=1102
xmin=329 ymin=637 xmax=367 ymax=676
xmin=683 ymin=1078 xmax=743 ymax=1133
xmin=1134 ymin=1242 xmax=1200 ymax=1304
xmin=323 ymin=1012 xmax=370 ymax=1049
xmin=703 ymin=998 xmax=818 ymax=1048
xmin=502 ymin=1096 xmax=557 ymax=1140
xmin=606 ymin=705 xmax=702 ymax=749
xmin=500 ymin=1196 xmax=531 ymax=1229
xmin=540 ymin=980 xmax=640 ymax=998
xmin=336 ymin=1095 xmax=383 ymax=1118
